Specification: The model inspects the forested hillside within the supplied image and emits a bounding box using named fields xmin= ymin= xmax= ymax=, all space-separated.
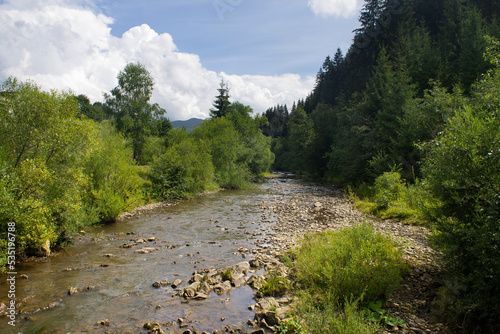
xmin=263 ymin=0 xmax=500 ymax=331
xmin=266 ymin=0 xmax=499 ymax=182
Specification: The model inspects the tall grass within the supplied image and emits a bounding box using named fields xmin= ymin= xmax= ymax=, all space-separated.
xmin=287 ymin=223 xmax=409 ymax=333
xmin=301 ymin=298 xmax=381 ymax=334
xmin=291 ymin=223 xmax=409 ymax=305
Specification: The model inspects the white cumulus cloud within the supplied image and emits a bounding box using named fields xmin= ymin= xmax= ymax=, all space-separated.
xmin=308 ymin=0 xmax=363 ymax=18
xmin=0 ymin=0 xmax=314 ymax=120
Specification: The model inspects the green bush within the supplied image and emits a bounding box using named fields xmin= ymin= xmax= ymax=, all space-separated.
xmin=424 ymin=105 xmax=500 ymax=324
xmin=149 ymin=138 xmax=216 ymax=200
xmin=373 ymin=172 xmax=404 ymax=210
xmin=422 ymin=37 xmax=500 ymax=326
xmin=0 ymin=79 xmax=147 ymax=268
xmin=84 ymin=122 xmax=145 ymax=222
xmin=291 ymin=223 xmax=409 ymax=305
xmin=140 ymin=135 xmax=167 ymax=165
xmin=191 ymin=117 xmax=252 ymax=189
xmin=0 ymin=78 xmax=97 ymax=257
xmin=351 ymin=172 xmax=439 ymax=223
xmin=259 ymin=271 xmax=289 ymax=297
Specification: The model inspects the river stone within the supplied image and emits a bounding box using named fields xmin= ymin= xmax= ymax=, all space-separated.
xmin=262 ymin=311 xmax=280 ymax=326
xmin=251 ymin=330 xmax=265 ymax=334
xmin=233 ymin=261 xmax=250 ymax=272
xmin=248 ymin=275 xmax=265 ymax=290
xmin=249 ymin=259 xmax=261 ymax=268
xmin=189 ymin=274 xmax=204 ymax=283
xmin=257 ymin=297 xmax=280 ymax=312
xmin=96 ymin=319 xmax=110 ymax=326
xmin=199 ymin=282 xmax=212 ymax=295
xmin=213 ymin=281 xmax=232 ymax=295
xmin=171 ymin=279 xmax=182 ymax=289
xmin=231 ymin=273 xmax=246 ymax=288
xmin=144 ymin=322 xmax=165 ymax=334
xmin=183 ymin=282 xmax=201 ymax=298
xmin=194 ymin=292 xmax=209 ymax=300
xmin=161 ymin=280 xmax=171 ymax=287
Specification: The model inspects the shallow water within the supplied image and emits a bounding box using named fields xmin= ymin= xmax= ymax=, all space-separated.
xmin=0 ymin=179 xmax=290 ymax=333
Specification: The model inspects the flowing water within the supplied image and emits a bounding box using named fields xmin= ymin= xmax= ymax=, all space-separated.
xmin=0 ymin=178 xmax=291 ymax=333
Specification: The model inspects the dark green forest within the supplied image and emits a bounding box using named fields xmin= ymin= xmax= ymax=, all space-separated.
xmin=263 ymin=0 xmax=500 ymax=331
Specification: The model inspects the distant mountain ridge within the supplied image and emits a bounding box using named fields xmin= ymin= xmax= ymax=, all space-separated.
xmin=171 ymin=118 xmax=205 ymax=132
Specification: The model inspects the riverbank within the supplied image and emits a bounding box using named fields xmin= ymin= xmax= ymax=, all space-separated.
xmin=247 ymin=178 xmax=451 ymax=333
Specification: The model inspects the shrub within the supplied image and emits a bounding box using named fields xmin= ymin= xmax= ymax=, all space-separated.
xmin=149 ymin=138 xmax=216 ymax=200
xmin=0 ymin=79 xmax=96 ymax=257
xmin=291 ymin=223 xmax=409 ymax=305
xmin=423 ymin=105 xmax=500 ymax=324
xmin=140 ymin=135 xmax=167 ymax=165
xmin=191 ymin=117 xmax=253 ymax=189
xmin=84 ymin=122 xmax=145 ymax=222
xmin=353 ymin=172 xmax=439 ymax=223
xmin=373 ymin=171 xmax=404 ymax=210
xmin=422 ymin=38 xmax=500 ymax=326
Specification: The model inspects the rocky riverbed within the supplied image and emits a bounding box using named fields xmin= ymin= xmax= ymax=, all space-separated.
xmin=0 ymin=176 xmax=451 ymax=333
xmin=138 ymin=176 xmax=452 ymax=333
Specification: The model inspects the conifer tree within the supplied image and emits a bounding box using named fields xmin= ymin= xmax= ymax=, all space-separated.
xmin=210 ymin=79 xmax=231 ymax=118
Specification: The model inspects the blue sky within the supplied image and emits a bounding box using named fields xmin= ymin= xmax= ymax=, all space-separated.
xmin=0 ymin=0 xmax=364 ymax=120
xmin=101 ymin=0 xmax=361 ymax=76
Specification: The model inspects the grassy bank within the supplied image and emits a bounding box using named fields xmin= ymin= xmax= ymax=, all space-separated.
xmin=278 ymin=223 xmax=410 ymax=334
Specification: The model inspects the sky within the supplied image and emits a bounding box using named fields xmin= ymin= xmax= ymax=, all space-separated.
xmin=0 ymin=0 xmax=363 ymax=120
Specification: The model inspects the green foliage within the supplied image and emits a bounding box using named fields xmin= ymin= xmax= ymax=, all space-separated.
xmin=421 ymin=37 xmax=500 ymax=326
xmin=149 ymin=137 xmax=216 ymax=201
xmin=284 ymin=108 xmax=315 ymax=173
xmin=0 ymin=78 xmax=96 ymax=255
xmin=210 ymin=79 xmax=231 ymax=118
xmin=191 ymin=117 xmax=251 ymax=189
xmin=275 ymin=318 xmax=306 ymax=334
xmin=290 ymin=224 xmax=409 ymax=305
xmin=141 ymin=135 xmax=167 ymax=165
xmin=352 ymin=172 xmax=440 ymax=223
xmin=76 ymin=94 xmax=107 ymax=121
xmin=226 ymin=102 xmax=274 ymax=178
xmin=221 ymin=268 xmax=233 ymax=282
xmin=260 ymin=271 xmax=289 ymax=297
xmin=105 ymin=62 xmax=166 ymax=162
xmin=0 ymin=78 xmax=146 ymax=269
xmin=300 ymin=298 xmax=380 ymax=334
xmin=372 ymin=171 xmax=405 ymax=210
xmin=84 ymin=122 xmax=145 ymax=222
xmin=149 ymin=101 xmax=273 ymax=200
xmin=362 ymin=300 xmax=406 ymax=328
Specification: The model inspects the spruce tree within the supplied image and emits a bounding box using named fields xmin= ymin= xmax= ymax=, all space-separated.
xmin=210 ymin=79 xmax=231 ymax=118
